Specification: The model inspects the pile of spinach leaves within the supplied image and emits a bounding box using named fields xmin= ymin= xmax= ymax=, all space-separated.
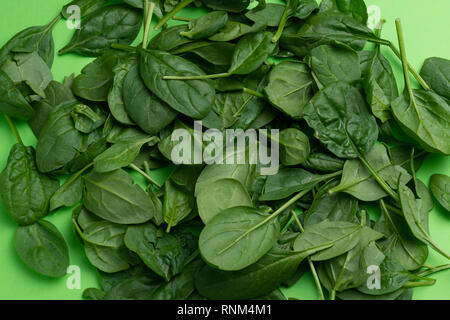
xmin=0 ymin=0 xmax=449 ymax=300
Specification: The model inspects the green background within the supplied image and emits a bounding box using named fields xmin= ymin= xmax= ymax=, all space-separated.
xmin=0 ymin=0 xmax=449 ymax=300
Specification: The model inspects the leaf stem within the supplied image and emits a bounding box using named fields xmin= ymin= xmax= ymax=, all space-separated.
xmin=142 ymin=1 xmax=155 ymax=49
xmin=403 ymin=279 xmax=436 ymax=288
xmin=387 ymin=42 xmax=430 ymax=91
xmin=395 ymin=19 xmax=415 ymax=102
xmin=329 ymin=289 xmax=336 ymax=300
xmin=172 ymin=16 xmax=192 ymax=22
xmin=357 ymin=152 xmax=399 ymax=202
xmin=291 ymin=211 xmax=325 ymax=301
xmin=243 ymin=87 xmax=266 ymax=99
xmin=154 ymin=0 xmax=195 ymax=30
xmin=416 ymin=264 xmax=450 ymax=278
xmin=5 ymin=115 xmax=23 ymax=145
xmin=163 ymin=72 xmax=231 ymax=80
xmin=64 ymin=162 xmax=93 ymax=188
xmin=272 ymin=1 xmax=290 ymax=43
xmin=129 ymin=163 xmax=161 ymax=187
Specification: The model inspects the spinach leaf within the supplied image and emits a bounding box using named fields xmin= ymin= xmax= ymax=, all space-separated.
xmin=14 ymin=220 xmax=69 ymax=277
xmin=319 ymin=0 xmax=368 ymax=24
xmin=208 ymin=21 xmax=266 ymax=42
xmin=71 ymin=104 xmax=106 ymax=134
xmin=277 ymin=128 xmax=310 ymax=166
xmin=0 ymin=69 xmax=34 ymax=120
xmin=163 ymin=179 xmax=195 ymax=231
xmin=259 ymin=168 xmax=340 ymax=201
xmin=149 ymin=25 xmax=192 ymax=51
xmin=303 ymin=82 xmax=378 ymax=158
xmin=245 ymin=4 xmax=285 ymax=27
xmin=329 ymin=144 xmax=411 ymax=201
xmin=49 ymin=165 xmax=88 ymax=211
xmin=363 ymin=43 xmax=398 ymax=123
xmin=1 ymin=51 xmax=53 ymax=98
xmin=199 ymin=206 xmax=280 ymax=271
xmin=59 ymin=5 xmax=142 ymax=56
xmin=0 ymin=14 xmax=60 ymax=67
xmin=73 ymin=50 xmax=128 ymax=102
xmin=302 ymin=152 xmax=344 ymax=172
xmin=93 ymin=136 xmax=154 ymax=173
xmin=123 ymin=64 xmax=177 ymax=134
xmin=430 ymin=174 xmax=450 ymax=212
xmin=420 ymin=57 xmax=449 ymax=101
xmin=84 ymin=242 xmax=133 ymax=273
xmin=307 ymin=43 xmax=361 ymax=87
xmin=171 ymin=42 xmax=236 ymax=66
xmin=264 ymin=61 xmax=314 ymax=118
xmin=29 ymin=80 xmax=76 ymax=137
xmin=139 ymin=50 xmax=215 ymax=119
xmin=62 ymin=0 xmax=107 ymax=19
xmin=200 ymin=0 xmax=250 ymax=13
xmin=124 ymin=224 xmax=185 ymax=280
xmin=0 ymin=144 xmax=59 ymax=225
xmin=392 ymin=21 xmax=450 ymax=155
xmin=399 ymin=184 xmax=450 ymax=260
xmin=83 ymin=221 xmax=127 ymax=248
xmin=196 ymin=178 xmax=252 ymax=224
xmin=196 ymin=247 xmax=319 ymax=299
xmin=303 ymin=179 xmax=359 ymax=227
xmin=228 ymin=32 xmax=276 ymax=75
xmin=36 ymin=101 xmax=86 ymax=173
xmin=180 ymin=11 xmax=228 ymax=40
xmin=83 ymin=169 xmax=156 ymax=224
xmin=374 ymin=200 xmax=428 ymax=270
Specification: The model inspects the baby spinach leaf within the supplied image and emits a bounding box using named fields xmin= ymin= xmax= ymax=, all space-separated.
xmin=302 ymin=152 xmax=345 ymax=172
xmin=0 ymin=69 xmax=34 ymax=120
xmin=245 ymin=4 xmax=285 ymax=27
xmin=430 ymin=174 xmax=450 ymax=212
xmin=36 ymin=101 xmax=86 ymax=173
xmin=93 ymin=136 xmax=154 ymax=173
xmin=199 ymin=206 xmax=280 ymax=271
xmin=277 ymin=128 xmax=310 ymax=166
xmin=374 ymin=200 xmax=428 ymax=271
xmin=180 ymin=11 xmax=228 ymax=40
xmin=62 ymin=0 xmax=107 ymax=19
xmin=0 ymin=14 xmax=60 ymax=67
xmin=14 ymin=220 xmax=69 ymax=277
xmin=260 ymin=168 xmax=340 ymax=201
xmin=307 ymin=43 xmax=361 ymax=87
xmin=59 ymin=5 xmax=142 ymax=56
xmin=0 ymin=144 xmax=59 ymax=225
xmin=228 ymin=32 xmax=276 ymax=75
xmin=149 ymin=25 xmax=192 ymax=51
xmin=303 ymin=82 xmax=378 ymax=158
xmin=50 ymin=174 xmax=83 ymax=212
xmin=1 ymin=51 xmax=53 ymax=98
xmin=73 ymin=50 xmax=128 ymax=102
xmin=392 ymin=90 xmax=450 ymax=155
xmin=163 ymin=179 xmax=195 ymax=231
xmin=363 ymin=43 xmax=398 ymax=123
xmin=107 ymin=54 xmax=136 ymax=125
xmin=123 ymin=64 xmax=177 ymax=134
xmin=320 ymin=0 xmax=368 ymax=24
xmin=124 ymin=224 xmax=185 ymax=280
xmin=264 ymin=61 xmax=314 ymax=118
xmin=195 ymin=163 xmax=256 ymax=196
xmin=196 ymin=178 xmax=252 ymax=224
xmin=83 ymin=221 xmax=127 ymax=248
xmin=201 ymin=0 xmax=250 ymax=13
xmin=139 ymin=50 xmax=215 ymax=119
xmin=84 ymin=242 xmax=133 ymax=273
xmin=151 ymin=259 xmax=204 ymax=300
xmin=399 ymin=184 xmax=450 ymax=260
xmin=304 ymin=180 xmax=359 ymax=227
xmin=171 ymin=42 xmax=236 ymax=66
xmin=71 ymin=104 xmax=106 ymax=134
xmin=83 ymin=169 xmax=156 ymax=224
xmin=29 ymin=80 xmax=76 ymax=137
xmin=208 ymin=21 xmax=266 ymax=42
xmin=196 ymin=247 xmax=314 ymax=299
xmin=305 ymin=223 xmax=383 ymax=262
xmin=420 ymin=57 xmax=449 ymax=101
xmin=329 ymin=144 xmax=411 ymax=201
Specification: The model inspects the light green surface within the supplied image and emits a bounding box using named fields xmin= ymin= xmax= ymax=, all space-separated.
xmin=0 ymin=0 xmax=448 ymax=300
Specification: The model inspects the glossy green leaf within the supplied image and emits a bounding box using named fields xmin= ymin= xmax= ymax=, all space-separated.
xmin=420 ymin=57 xmax=449 ymax=100
xmin=430 ymin=174 xmax=450 ymax=211
xmin=0 ymin=69 xmax=34 ymax=120
xmin=180 ymin=11 xmax=228 ymax=40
